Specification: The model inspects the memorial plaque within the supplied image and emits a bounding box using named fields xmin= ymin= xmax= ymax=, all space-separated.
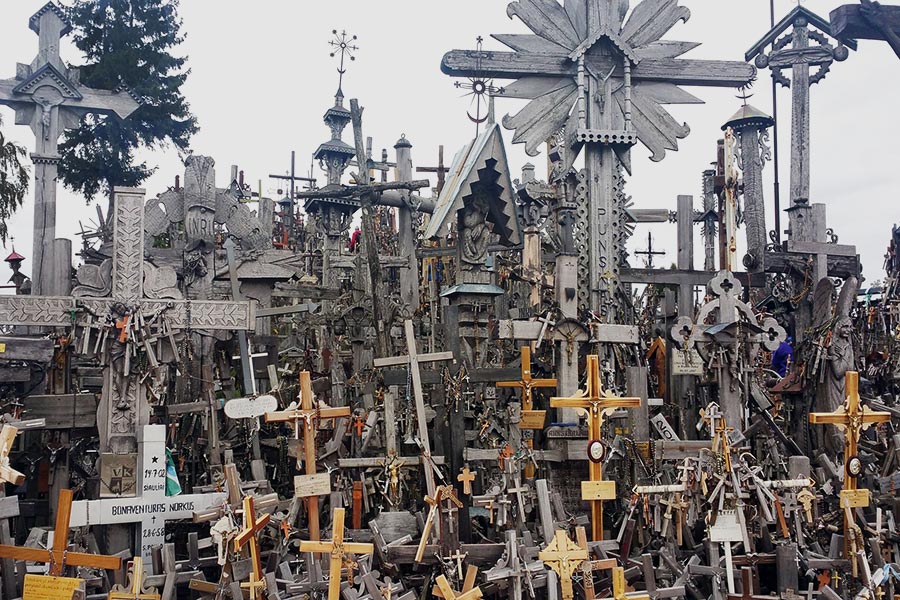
xmin=23 ymin=575 xmax=83 ymax=600
xmin=294 ymin=473 xmax=332 ymax=498
xmin=581 ymin=480 xmax=616 ymax=501
xmin=519 ymin=410 xmax=547 ymax=430
xmin=224 ymin=395 xmax=278 ymax=420
xmin=672 ymin=349 xmax=704 ymax=376
xmin=839 ymin=488 xmax=870 ymax=509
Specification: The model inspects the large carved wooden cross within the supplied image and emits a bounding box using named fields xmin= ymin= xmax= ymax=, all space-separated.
xmin=0 ymin=188 xmax=255 ymax=453
xmin=442 ymin=0 xmax=754 ymax=317
xmin=538 ymin=530 xmax=588 ymax=600
xmin=265 ymin=371 xmax=349 ymax=541
xmin=0 ymin=3 xmax=141 ymax=294
xmin=551 ymin=354 xmax=641 ymax=541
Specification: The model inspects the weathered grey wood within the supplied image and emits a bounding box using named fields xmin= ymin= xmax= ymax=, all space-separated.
xmin=0 ymin=490 xmax=18 ymax=600
xmin=386 ymin=543 xmax=504 ymax=565
xmin=786 ymin=240 xmax=857 ymax=258
xmin=336 ymin=456 xmax=445 ymax=468
xmin=831 ymin=4 xmax=900 ymax=40
xmin=394 ymin=136 xmax=420 ymax=310
xmin=0 ymin=336 xmax=54 ymax=362
xmin=51 ymin=238 xmax=72 ymax=297
xmin=0 ymin=366 xmax=32 ymax=382
xmin=764 ymin=252 xmax=860 ymax=279
xmin=0 ymin=5 xmax=140 ymax=294
xmin=627 ymin=367 xmax=650 ymax=441
xmin=441 ymin=51 xmax=756 ymax=88
xmin=23 ymin=394 xmax=97 ymax=428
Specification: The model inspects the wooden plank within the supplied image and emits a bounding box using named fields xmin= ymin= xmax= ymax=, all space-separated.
xmin=22 ymin=394 xmax=98 ymax=429
xmin=765 ymin=252 xmax=860 ymax=279
xmin=0 ymin=337 xmax=54 ymax=362
xmin=337 ymin=456 xmax=446 ymax=468
xmin=830 ymin=4 xmax=900 ymax=40
xmin=0 ymin=366 xmax=32 ymax=382
xmin=786 ymin=240 xmax=857 ymax=258
xmin=441 ymin=50 xmax=755 ymax=87
xmin=387 ymin=543 xmax=505 ymax=565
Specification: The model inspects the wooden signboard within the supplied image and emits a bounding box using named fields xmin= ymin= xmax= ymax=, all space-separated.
xmin=839 ymin=488 xmax=870 ymax=509
xmin=224 ymin=395 xmax=278 ymax=420
xmin=581 ymin=480 xmax=616 ymax=501
xmin=519 ymin=410 xmax=547 ymax=430
xmin=294 ymin=473 xmax=332 ymax=498
xmin=23 ymin=575 xmax=83 ymax=600
xmin=99 ymin=454 xmax=137 ymax=497
xmin=671 ymin=348 xmax=704 ymax=376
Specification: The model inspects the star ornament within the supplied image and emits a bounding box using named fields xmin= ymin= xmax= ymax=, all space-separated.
xmin=441 ymin=0 xmax=756 ymax=170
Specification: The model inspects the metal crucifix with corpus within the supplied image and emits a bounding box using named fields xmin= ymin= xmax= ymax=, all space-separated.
xmin=0 ymin=2 xmax=142 ymax=295
xmin=442 ymin=0 xmax=754 ymax=320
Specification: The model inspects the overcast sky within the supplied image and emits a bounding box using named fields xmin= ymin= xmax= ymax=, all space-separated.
xmin=0 ymin=0 xmax=897 ymax=289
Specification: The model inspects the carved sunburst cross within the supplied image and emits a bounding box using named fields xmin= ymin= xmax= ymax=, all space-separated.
xmin=441 ymin=0 xmax=756 ymax=169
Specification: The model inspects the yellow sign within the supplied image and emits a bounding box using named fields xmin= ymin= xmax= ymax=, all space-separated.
xmin=0 ymin=343 xmax=6 ymax=353
xmin=581 ymin=480 xmax=616 ymax=501
xmin=839 ymin=488 xmax=870 ymax=509
xmin=23 ymin=575 xmax=83 ymax=600
xmin=294 ymin=473 xmax=332 ymax=498
xmin=519 ymin=410 xmax=546 ymax=430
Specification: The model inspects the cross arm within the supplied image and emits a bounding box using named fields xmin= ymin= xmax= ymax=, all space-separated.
xmin=61 ymin=85 xmax=142 ymax=119
xmin=373 ymin=356 xmax=410 ymax=368
xmin=808 ymin=414 xmax=849 ymax=427
xmin=264 ymin=411 xmax=301 ymax=424
xmin=298 ymin=541 xmax=333 ymax=554
xmin=343 ymin=542 xmax=375 ymax=555
xmin=442 ymin=50 xmax=755 ymax=88
xmin=550 ymin=398 xmax=590 ymax=409
xmin=601 ymin=398 xmax=641 ymax=409
xmin=860 ymin=411 xmax=892 ymax=426
xmin=65 ymin=550 xmax=123 ymax=571
xmin=419 ymin=351 xmax=455 ymax=363
xmin=319 ymin=407 xmax=352 ymax=420
xmin=0 ymin=79 xmax=32 ymax=109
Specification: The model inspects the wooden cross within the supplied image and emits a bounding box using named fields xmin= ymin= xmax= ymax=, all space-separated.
xmin=0 ymin=488 xmax=122 ymax=575
xmin=457 ymin=465 xmax=476 ymax=496
xmin=0 ymin=424 xmax=25 ymax=485
xmin=0 ymin=3 xmax=141 ymax=294
xmin=809 ymin=370 xmax=889 ymax=557
xmin=241 ymin=572 xmax=266 ymax=600
xmin=613 ymin=566 xmax=650 ymax=600
xmin=108 ymin=557 xmax=160 ymax=600
xmin=538 ymin=530 xmax=588 ymax=600
xmin=550 ymin=354 xmax=641 ymax=540
xmin=266 ymin=370 xmax=349 ymax=541
xmin=416 ymin=145 xmax=450 ymax=194
xmin=299 ymin=508 xmax=374 ymax=600
xmin=432 ymin=565 xmax=479 ymax=599
xmin=373 ymin=319 xmax=454 ymax=501
xmin=726 ymin=567 xmax=778 ymax=600
xmin=233 ymin=496 xmax=271 ymax=586
xmin=497 ymin=345 xmax=556 ymax=423
xmin=434 ymin=574 xmax=483 ymax=600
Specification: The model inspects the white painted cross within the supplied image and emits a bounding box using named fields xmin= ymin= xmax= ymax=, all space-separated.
xmin=69 ymin=425 xmax=226 ymax=572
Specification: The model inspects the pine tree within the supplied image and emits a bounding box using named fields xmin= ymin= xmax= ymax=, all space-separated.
xmin=59 ymin=0 xmax=198 ymax=202
xmin=0 ymin=115 xmax=29 ymax=244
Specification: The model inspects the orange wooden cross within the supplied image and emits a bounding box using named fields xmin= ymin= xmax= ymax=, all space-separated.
xmin=0 ymin=489 xmax=122 ymax=575
xmin=298 ymin=508 xmax=374 ymax=600
xmin=550 ymin=355 xmax=641 ymax=541
xmin=116 ymin=315 xmax=130 ymax=343
xmin=809 ymin=371 xmax=890 ymax=557
xmin=265 ymin=371 xmax=349 ymax=541
xmin=457 ymin=465 xmax=476 ymax=495
xmin=233 ymin=496 xmax=271 ymax=587
xmin=497 ymin=346 xmax=556 ymax=477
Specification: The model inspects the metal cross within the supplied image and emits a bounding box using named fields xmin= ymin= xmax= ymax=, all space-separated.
xmin=635 ymin=232 xmax=666 ymax=269
xmin=329 ymin=29 xmax=359 ymax=93
xmin=453 ymin=37 xmax=504 ymax=133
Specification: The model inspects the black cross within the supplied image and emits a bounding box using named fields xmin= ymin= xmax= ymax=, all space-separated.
xmin=635 ymin=232 xmax=666 ymax=269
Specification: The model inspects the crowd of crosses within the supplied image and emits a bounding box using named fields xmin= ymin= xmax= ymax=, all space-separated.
xmin=0 ymin=2 xmax=899 ymax=600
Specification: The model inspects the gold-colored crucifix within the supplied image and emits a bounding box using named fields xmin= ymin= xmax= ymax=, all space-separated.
xmin=538 ymin=530 xmax=588 ymax=600
xmin=299 ymin=507 xmax=374 ymax=600
xmin=550 ymin=355 xmax=641 ymax=540
xmin=266 ymin=371 xmax=349 ymax=540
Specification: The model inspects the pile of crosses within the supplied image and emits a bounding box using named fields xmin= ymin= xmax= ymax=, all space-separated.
xmin=0 ymin=1 xmax=899 ymax=600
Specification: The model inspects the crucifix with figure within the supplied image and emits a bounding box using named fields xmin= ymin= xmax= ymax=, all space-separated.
xmin=809 ymin=371 xmax=890 ymax=558
xmin=265 ymin=370 xmax=350 ymax=541
xmin=551 ymin=354 xmax=641 ymax=541
xmin=443 ymin=0 xmax=754 ymax=321
xmin=298 ymin=507 xmax=374 ymax=600
xmin=0 ymin=2 xmax=141 ymax=295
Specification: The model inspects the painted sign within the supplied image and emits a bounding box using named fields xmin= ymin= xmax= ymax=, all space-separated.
xmin=23 ymin=575 xmax=83 ymax=600
xmin=293 ymin=473 xmax=332 ymax=498
xmin=224 ymin=395 xmax=278 ymax=420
